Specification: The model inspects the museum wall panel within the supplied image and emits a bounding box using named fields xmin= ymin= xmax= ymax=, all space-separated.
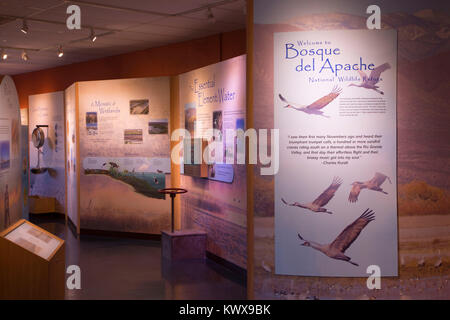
xmin=65 ymin=84 xmax=79 ymax=232
xmin=0 ymin=76 xmax=22 ymax=231
xmin=69 ymin=77 xmax=172 ymax=234
xmin=250 ymin=0 xmax=450 ymax=299
xmin=28 ymin=92 xmax=66 ymax=213
xmin=178 ymin=55 xmax=247 ymax=269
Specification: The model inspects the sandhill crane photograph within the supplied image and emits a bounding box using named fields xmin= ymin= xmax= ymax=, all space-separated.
xmin=297 ymin=209 xmax=375 ymax=266
xmin=348 ymin=63 xmax=391 ymax=95
xmin=281 ymin=176 xmax=342 ymax=214
xmin=349 ymin=172 xmax=392 ymax=203
xmin=278 ymin=85 xmax=342 ymax=117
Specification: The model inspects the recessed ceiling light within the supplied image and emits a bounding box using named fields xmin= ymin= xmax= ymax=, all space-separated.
xmin=57 ymin=45 xmax=64 ymax=58
xmin=1 ymin=49 xmax=7 ymax=60
xmin=21 ymin=19 xmax=29 ymax=34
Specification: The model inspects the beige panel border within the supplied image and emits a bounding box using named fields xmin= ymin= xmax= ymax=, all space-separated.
xmin=64 ymin=90 xmax=68 ymax=225
xmin=75 ymin=83 xmax=81 ymax=235
xmin=246 ymin=0 xmax=254 ymax=300
xmin=170 ymin=76 xmax=181 ymax=230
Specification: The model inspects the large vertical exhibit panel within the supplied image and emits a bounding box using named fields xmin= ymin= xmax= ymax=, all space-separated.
xmin=0 ymin=76 xmax=22 ymax=231
xmin=76 ymin=77 xmax=171 ymax=234
xmin=65 ymin=84 xmax=79 ymax=232
xmin=179 ymin=55 xmax=247 ymax=269
xmin=28 ymin=92 xmax=66 ymax=213
xmin=252 ymin=0 xmax=450 ymax=299
xmin=274 ymin=29 xmax=398 ymax=277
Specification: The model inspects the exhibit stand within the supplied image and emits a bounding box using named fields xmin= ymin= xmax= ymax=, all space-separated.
xmin=0 ymin=219 xmax=65 ymax=299
xmin=162 ymin=229 xmax=207 ymax=261
xmin=159 ymin=187 xmax=206 ymax=261
xmin=65 ymin=77 xmax=172 ymax=235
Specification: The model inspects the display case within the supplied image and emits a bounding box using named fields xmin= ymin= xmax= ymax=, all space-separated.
xmin=0 ymin=219 xmax=65 ymax=299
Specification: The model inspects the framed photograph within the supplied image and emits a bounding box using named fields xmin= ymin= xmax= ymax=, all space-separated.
xmin=130 ymin=99 xmax=149 ymax=115
xmin=86 ymin=112 xmax=98 ymax=135
xmin=212 ymin=110 xmax=223 ymax=141
xmin=148 ymin=119 xmax=168 ymax=134
xmin=124 ymin=129 xmax=143 ymax=144
xmin=0 ymin=140 xmax=10 ymax=170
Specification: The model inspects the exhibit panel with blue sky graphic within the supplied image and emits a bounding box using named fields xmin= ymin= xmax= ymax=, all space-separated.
xmin=75 ymin=77 xmax=171 ymax=234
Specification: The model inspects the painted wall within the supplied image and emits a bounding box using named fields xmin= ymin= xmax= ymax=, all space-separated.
xmin=28 ymin=92 xmax=65 ymax=213
xmin=12 ymin=30 xmax=246 ymax=110
xmin=251 ymin=0 xmax=450 ymax=299
xmin=75 ymin=77 xmax=172 ymax=234
xmin=179 ymin=56 xmax=247 ymax=269
xmin=0 ymin=76 xmax=22 ymax=231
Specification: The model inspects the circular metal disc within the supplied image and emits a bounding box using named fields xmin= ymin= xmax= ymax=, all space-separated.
xmin=32 ymin=127 xmax=45 ymax=149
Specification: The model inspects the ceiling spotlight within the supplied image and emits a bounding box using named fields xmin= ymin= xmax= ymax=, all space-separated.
xmin=21 ymin=19 xmax=29 ymax=34
xmin=57 ymin=45 xmax=64 ymax=58
xmin=1 ymin=49 xmax=7 ymax=60
xmin=89 ymin=28 xmax=97 ymax=42
xmin=207 ymin=8 xmax=216 ymax=24
xmin=21 ymin=50 xmax=29 ymax=61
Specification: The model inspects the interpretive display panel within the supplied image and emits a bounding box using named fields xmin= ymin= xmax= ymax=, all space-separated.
xmin=251 ymin=0 xmax=450 ymax=299
xmin=75 ymin=77 xmax=172 ymax=234
xmin=274 ymin=29 xmax=398 ymax=277
xmin=179 ymin=55 xmax=247 ymax=269
xmin=0 ymin=76 xmax=22 ymax=231
xmin=65 ymin=84 xmax=79 ymax=232
xmin=29 ymin=92 xmax=65 ymax=213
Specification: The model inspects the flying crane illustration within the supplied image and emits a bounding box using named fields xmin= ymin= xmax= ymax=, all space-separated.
xmin=281 ymin=176 xmax=342 ymax=214
xmin=279 ymin=86 xmax=342 ymax=117
xmin=297 ymin=209 xmax=375 ymax=266
xmin=348 ymin=63 xmax=391 ymax=95
xmin=348 ymin=172 xmax=391 ymax=203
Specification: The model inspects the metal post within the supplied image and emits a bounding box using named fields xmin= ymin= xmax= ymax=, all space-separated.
xmin=171 ymin=193 xmax=175 ymax=233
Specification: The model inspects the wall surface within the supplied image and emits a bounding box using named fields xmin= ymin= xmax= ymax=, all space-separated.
xmin=0 ymin=76 xmax=22 ymax=231
xmin=12 ymin=30 xmax=246 ymax=110
xmin=251 ymin=0 xmax=450 ymax=299
xmin=28 ymin=92 xmax=65 ymax=213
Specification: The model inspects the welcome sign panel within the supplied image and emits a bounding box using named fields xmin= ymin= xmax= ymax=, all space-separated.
xmin=274 ymin=29 xmax=398 ymax=277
